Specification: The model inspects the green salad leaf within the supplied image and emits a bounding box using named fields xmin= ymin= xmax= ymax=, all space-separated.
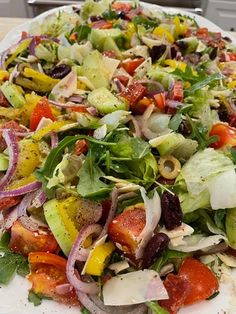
xmin=146 ymin=301 xmax=169 ymax=314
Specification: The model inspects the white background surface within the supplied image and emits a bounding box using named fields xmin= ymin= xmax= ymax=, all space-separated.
xmin=0 ymin=3 xmax=236 ymax=314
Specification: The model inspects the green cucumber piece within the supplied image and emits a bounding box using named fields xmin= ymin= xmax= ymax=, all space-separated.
xmin=88 ymin=87 xmax=128 ymax=114
xmin=0 ymin=81 xmax=26 ymax=108
xmin=89 ymin=28 xmax=122 ymax=51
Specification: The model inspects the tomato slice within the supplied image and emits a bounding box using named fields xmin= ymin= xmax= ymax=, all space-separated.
xmin=196 ymin=27 xmax=209 ymax=39
xmin=209 ymin=122 xmax=236 ymax=149
xmin=30 ymin=97 xmax=55 ymax=131
xmin=119 ymin=82 xmax=146 ymax=106
xmin=74 ymin=139 xmax=88 ymax=156
xmin=153 ymin=92 xmax=166 ymax=111
xmin=159 ymin=274 xmax=190 ymax=314
xmin=108 ymin=206 xmax=145 ymax=255
xmin=227 ymin=53 xmax=236 ymax=61
xmin=178 ymin=257 xmax=219 ymax=305
xmin=0 ymin=197 xmax=21 ymax=212
xmin=121 ymin=58 xmax=145 ymax=76
xmin=132 ymin=97 xmax=153 ymax=115
xmin=91 ymin=20 xmax=113 ymax=29
xmin=10 ymin=220 xmax=58 ymax=256
xmin=172 ymin=81 xmax=183 ymax=102
xmin=28 ymin=252 xmax=80 ymax=306
xmin=111 ymin=2 xmax=132 ymax=13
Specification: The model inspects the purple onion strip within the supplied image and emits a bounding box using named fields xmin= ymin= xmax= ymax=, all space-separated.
xmin=50 ymin=132 xmax=59 ymax=149
xmin=0 ymin=181 xmax=42 ymax=198
xmin=66 ymin=224 xmax=102 ymax=294
xmin=0 ymin=130 xmax=19 ymax=190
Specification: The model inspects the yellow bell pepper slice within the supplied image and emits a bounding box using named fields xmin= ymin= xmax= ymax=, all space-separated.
xmin=153 ymin=26 xmax=174 ymax=43
xmin=85 ymin=242 xmax=115 ymax=276
xmin=77 ymin=79 xmax=87 ymax=90
xmin=6 ymin=174 xmax=36 ymax=190
xmin=0 ymin=70 xmax=9 ymax=82
xmin=173 ymin=16 xmax=187 ymax=37
xmin=23 ymin=67 xmax=59 ymax=90
xmin=31 ymin=120 xmax=70 ymax=141
xmin=16 ymin=139 xmax=41 ymax=178
xmin=228 ymin=81 xmax=236 ymax=89
xmin=5 ymin=39 xmax=31 ymax=68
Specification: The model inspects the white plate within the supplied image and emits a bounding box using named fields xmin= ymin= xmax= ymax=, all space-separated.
xmin=0 ymin=3 xmax=236 ymax=314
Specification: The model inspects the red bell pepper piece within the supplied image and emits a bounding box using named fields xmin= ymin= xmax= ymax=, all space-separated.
xmin=121 ymin=58 xmax=145 ymax=76
xmin=30 ymin=97 xmax=55 ymax=131
xmin=209 ymin=122 xmax=236 ymax=149
xmin=153 ymin=92 xmax=166 ymax=111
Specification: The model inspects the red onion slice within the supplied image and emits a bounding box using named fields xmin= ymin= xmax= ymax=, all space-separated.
xmin=76 ymin=291 xmax=108 ymax=314
xmin=17 ymin=192 xmax=39 ymax=231
xmin=66 ymin=224 xmax=102 ymax=294
xmin=50 ymin=132 xmax=59 ymax=149
xmin=0 ymin=181 xmax=42 ymax=198
xmin=55 ymin=283 xmax=73 ymax=295
xmin=130 ymin=116 xmax=141 ymax=138
xmin=0 ymin=50 xmax=8 ymax=70
xmin=3 ymin=206 xmax=18 ymax=230
xmin=68 ymin=95 xmax=84 ymax=103
xmin=31 ymin=189 xmax=47 ymax=208
xmin=0 ymin=130 xmax=19 ymax=190
xmin=49 ymin=100 xmax=87 ymax=109
xmin=166 ymin=99 xmax=184 ymax=108
xmin=99 ymin=188 xmax=118 ymax=239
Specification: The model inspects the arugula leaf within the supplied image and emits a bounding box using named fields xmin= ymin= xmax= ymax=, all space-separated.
xmin=207 ymin=291 xmax=220 ymax=300
xmin=74 ymin=25 xmax=91 ymax=42
xmin=132 ymin=16 xmax=158 ymax=29
xmin=28 ymin=291 xmax=42 ymax=306
xmin=172 ymin=65 xmax=201 ymax=84
xmin=102 ymin=9 xmax=118 ymax=20
xmin=28 ymin=291 xmax=52 ymax=306
xmin=151 ymin=249 xmax=189 ymax=272
xmin=230 ymin=147 xmax=236 ymax=164
xmin=186 ymin=73 xmax=224 ymax=95
xmin=214 ymin=209 xmax=226 ymax=231
xmin=81 ymin=308 xmax=91 ymax=314
xmin=0 ymin=233 xmax=29 ymax=284
xmin=186 ymin=115 xmax=218 ymax=150
xmin=146 ymin=301 xmax=169 ymax=314
xmin=77 ymin=153 xmax=111 ymax=200
xmin=169 ymin=113 xmax=183 ymax=131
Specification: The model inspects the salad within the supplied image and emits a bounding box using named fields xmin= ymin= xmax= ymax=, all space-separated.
xmin=0 ymin=0 xmax=236 ymax=313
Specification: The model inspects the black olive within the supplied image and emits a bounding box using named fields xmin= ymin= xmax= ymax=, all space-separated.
xmin=149 ymin=45 xmax=167 ymax=63
xmin=161 ymin=191 xmax=183 ymax=230
xmin=176 ymin=40 xmax=188 ymax=51
xmin=117 ymin=11 xmax=126 ymax=19
xmin=48 ymin=64 xmax=71 ymax=79
xmin=209 ymin=47 xmax=218 ymax=60
xmin=142 ymin=233 xmax=170 ymax=268
xmin=171 ymin=46 xmax=177 ymax=59
xmin=90 ymin=15 xmax=102 ymax=22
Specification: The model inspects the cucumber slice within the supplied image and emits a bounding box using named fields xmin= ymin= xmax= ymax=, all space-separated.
xmin=0 ymin=81 xmax=26 ymax=108
xmin=44 ymin=197 xmax=79 ymax=256
xmin=89 ymin=28 xmax=122 ymax=51
xmin=88 ymin=87 xmax=128 ymax=114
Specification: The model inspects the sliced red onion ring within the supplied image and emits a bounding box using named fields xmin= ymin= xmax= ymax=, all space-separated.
xmin=0 ymin=130 xmax=19 ymax=190
xmin=68 ymin=95 xmax=84 ymax=103
xmin=86 ymin=106 xmax=97 ymax=116
xmin=0 ymin=181 xmax=42 ymax=198
xmin=66 ymin=224 xmax=102 ymax=294
xmin=130 ymin=116 xmax=141 ymax=137
xmin=166 ymin=99 xmax=184 ymax=108
xmin=31 ymin=189 xmax=47 ymax=208
xmin=113 ymin=78 xmax=125 ymax=93
xmin=17 ymin=192 xmax=40 ymax=231
xmin=99 ymin=188 xmax=118 ymax=239
xmin=55 ymin=283 xmax=73 ymax=295
xmin=49 ymin=100 xmax=87 ymax=109
xmin=29 ymin=35 xmax=60 ymax=55
xmin=76 ymin=291 xmax=108 ymax=314
xmin=0 ymin=50 xmax=8 ymax=70
xmin=3 ymin=206 xmax=18 ymax=229
xmin=50 ymin=132 xmax=59 ymax=149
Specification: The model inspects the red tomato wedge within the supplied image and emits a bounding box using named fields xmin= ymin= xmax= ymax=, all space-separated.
xmin=178 ymin=257 xmax=219 ymax=305
xmin=28 ymin=252 xmax=80 ymax=306
xmin=10 ymin=220 xmax=58 ymax=256
xmin=91 ymin=20 xmax=113 ymax=29
xmin=159 ymin=274 xmax=190 ymax=314
xmin=209 ymin=122 xmax=236 ymax=149
xmin=108 ymin=207 xmax=145 ymax=255
xmin=0 ymin=197 xmax=21 ymax=212
xmin=153 ymin=92 xmax=166 ymax=111
xmin=119 ymin=82 xmax=146 ymax=106
xmin=172 ymin=81 xmax=183 ymax=102
xmin=30 ymin=96 xmax=55 ymax=131
xmin=111 ymin=2 xmax=132 ymax=13
xmin=121 ymin=58 xmax=145 ymax=76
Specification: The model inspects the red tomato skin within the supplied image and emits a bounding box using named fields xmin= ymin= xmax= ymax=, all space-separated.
xmin=30 ymin=97 xmax=55 ymax=131
xmin=159 ymin=274 xmax=190 ymax=314
xmin=178 ymin=257 xmax=219 ymax=305
xmin=209 ymin=123 xmax=236 ymax=149
xmin=153 ymin=92 xmax=166 ymax=111
xmin=28 ymin=252 xmax=80 ymax=306
xmin=10 ymin=220 xmax=58 ymax=256
xmin=111 ymin=2 xmax=132 ymax=13
xmin=0 ymin=197 xmax=21 ymax=212
xmin=119 ymin=82 xmax=146 ymax=106
xmin=172 ymin=81 xmax=183 ymax=102
xmin=91 ymin=20 xmax=113 ymax=29
xmin=74 ymin=139 xmax=88 ymax=156
xmin=121 ymin=58 xmax=145 ymax=76
xmin=108 ymin=208 xmax=146 ymax=255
